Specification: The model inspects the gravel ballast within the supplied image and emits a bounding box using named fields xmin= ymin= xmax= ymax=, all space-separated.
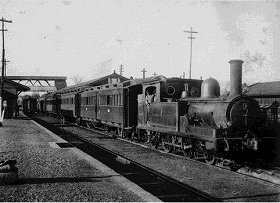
xmin=60 ymin=124 xmax=280 ymax=202
xmin=0 ymin=118 xmax=145 ymax=202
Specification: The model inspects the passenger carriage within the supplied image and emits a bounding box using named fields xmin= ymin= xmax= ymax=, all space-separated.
xmin=22 ymin=94 xmax=39 ymax=115
xmin=95 ymin=83 xmax=125 ymax=132
xmin=45 ymin=92 xmax=61 ymax=116
xmin=60 ymin=92 xmax=80 ymax=121
xmin=79 ymin=86 xmax=99 ymax=125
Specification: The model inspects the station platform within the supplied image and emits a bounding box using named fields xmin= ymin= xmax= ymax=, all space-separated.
xmin=0 ymin=116 xmax=160 ymax=202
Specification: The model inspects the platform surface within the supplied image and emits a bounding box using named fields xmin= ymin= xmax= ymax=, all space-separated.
xmin=0 ymin=116 xmax=157 ymax=202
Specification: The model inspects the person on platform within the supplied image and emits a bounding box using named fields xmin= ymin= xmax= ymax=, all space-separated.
xmin=271 ymin=101 xmax=279 ymax=121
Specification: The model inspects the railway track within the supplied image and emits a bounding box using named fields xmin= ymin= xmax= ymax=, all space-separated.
xmin=74 ymin=123 xmax=280 ymax=186
xmin=31 ymin=115 xmax=219 ymax=202
xmin=34 ymin=114 xmax=280 ymax=186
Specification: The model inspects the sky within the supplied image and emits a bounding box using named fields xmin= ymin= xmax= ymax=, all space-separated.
xmin=1 ymin=0 xmax=280 ymax=88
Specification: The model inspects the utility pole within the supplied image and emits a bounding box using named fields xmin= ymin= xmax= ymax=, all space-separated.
xmin=0 ymin=17 xmax=12 ymax=126
xmin=184 ymin=27 xmax=198 ymax=79
xmin=1 ymin=58 xmax=9 ymax=76
xmin=141 ymin=68 xmax=147 ymax=79
xmin=119 ymin=64 xmax=124 ymax=76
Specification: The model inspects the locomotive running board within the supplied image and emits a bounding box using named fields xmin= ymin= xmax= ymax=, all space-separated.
xmin=137 ymin=125 xmax=216 ymax=142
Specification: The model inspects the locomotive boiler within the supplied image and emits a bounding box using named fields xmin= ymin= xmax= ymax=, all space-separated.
xmin=180 ymin=60 xmax=267 ymax=161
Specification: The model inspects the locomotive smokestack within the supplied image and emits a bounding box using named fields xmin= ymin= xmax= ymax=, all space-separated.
xmin=229 ymin=59 xmax=243 ymax=97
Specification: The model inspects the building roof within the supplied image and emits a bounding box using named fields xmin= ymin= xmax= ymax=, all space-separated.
xmin=245 ymin=81 xmax=280 ymax=98
xmin=123 ymin=75 xmax=167 ymax=87
xmin=6 ymin=76 xmax=67 ymax=80
xmin=1 ymin=78 xmax=30 ymax=92
xmin=57 ymin=71 xmax=129 ymax=94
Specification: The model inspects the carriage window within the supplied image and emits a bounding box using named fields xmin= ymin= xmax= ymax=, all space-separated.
xmin=110 ymin=95 xmax=113 ymax=105
xmin=99 ymin=95 xmax=106 ymax=105
xmin=107 ymin=95 xmax=110 ymax=105
xmin=120 ymin=95 xmax=123 ymax=106
xmin=115 ymin=95 xmax=118 ymax=106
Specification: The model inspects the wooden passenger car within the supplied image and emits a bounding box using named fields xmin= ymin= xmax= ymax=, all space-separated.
xmin=45 ymin=92 xmax=60 ymax=115
xmin=60 ymin=92 xmax=79 ymax=119
xmin=22 ymin=94 xmax=40 ymax=115
xmin=81 ymin=79 xmax=142 ymax=135
xmin=96 ymin=83 xmax=125 ymax=130
xmin=79 ymin=86 xmax=99 ymax=122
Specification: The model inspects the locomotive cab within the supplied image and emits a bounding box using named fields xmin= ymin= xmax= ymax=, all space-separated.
xmin=137 ymin=77 xmax=202 ymax=131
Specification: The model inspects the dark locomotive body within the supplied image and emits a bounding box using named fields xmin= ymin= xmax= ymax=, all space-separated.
xmin=135 ymin=60 xmax=275 ymax=164
xmin=138 ymin=77 xmax=202 ymax=130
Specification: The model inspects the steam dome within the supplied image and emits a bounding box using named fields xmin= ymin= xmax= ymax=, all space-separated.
xmin=201 ymin=77 xmax=220 ymax=98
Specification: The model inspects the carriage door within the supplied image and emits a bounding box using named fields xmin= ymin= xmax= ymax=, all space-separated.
xmin=75 ymin=93 xmax=81 ymax=118
xmin=123 ymin=88 xmax=128 ymax=128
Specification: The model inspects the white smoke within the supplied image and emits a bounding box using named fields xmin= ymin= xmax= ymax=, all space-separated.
xmin=92 ymin=58 xmax=113 ymax=78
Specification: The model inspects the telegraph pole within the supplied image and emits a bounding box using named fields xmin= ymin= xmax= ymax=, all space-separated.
xmin=119 ymin=64 xmax=124 ymax=76
xmin=0 ymin=17 xmax=12 ymax=126
xmin=141 ymin=68 xmax=147 ymax=79
xmin=184 ymin=27 xmax=198 ymax=79
xmin=2 ymin=58 xmax=9 ymax=76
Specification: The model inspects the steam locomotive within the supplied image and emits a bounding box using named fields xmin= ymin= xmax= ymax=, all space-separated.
xmin=33 ymin=59 xmax=275 ymax=166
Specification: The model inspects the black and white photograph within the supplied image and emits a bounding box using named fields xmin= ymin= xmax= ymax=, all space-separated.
xmin=1 ymin=0 xmax=280 ymax=202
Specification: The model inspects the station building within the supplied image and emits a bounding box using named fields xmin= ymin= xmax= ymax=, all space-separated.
xmin=0 ymin=78 xmax=30 ymax=118
xmin=245 ymin=81 xmax=280 ymax=122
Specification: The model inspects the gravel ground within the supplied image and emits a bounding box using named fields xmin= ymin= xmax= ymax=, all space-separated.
xmin=0 ymin=118 xmax=144 ymax=202
xmin=60 ymin=125 xmax=280 ymax=202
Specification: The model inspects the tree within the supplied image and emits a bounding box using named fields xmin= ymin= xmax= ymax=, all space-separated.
xmin=70 ymin=75 xmax=84 ymax=85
